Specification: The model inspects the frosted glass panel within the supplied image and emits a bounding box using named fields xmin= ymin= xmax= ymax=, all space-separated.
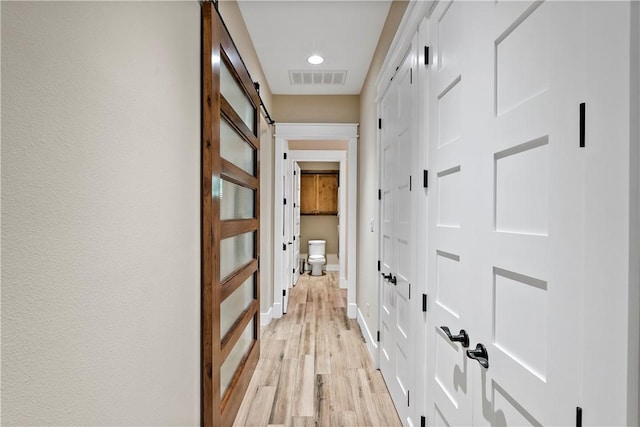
xmin=220 ymin=275 xmax=255 ymax=337
xmin=221 ymin=180 xmax=254 ymax=220
xmin=220 ymin=232 xmax=254 ymax=280
xmin=221 ymin=119 xmax=255 ymax=176
xmin=221 ymin=60 xmax=255 ymax=133
xmin=220 ymin=317 xmax=255 ymax=398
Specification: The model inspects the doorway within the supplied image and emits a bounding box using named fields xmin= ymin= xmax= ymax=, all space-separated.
xmin=298 ymin=161 xmax=340 ymax=277
xmin=273 ymin=124 xmax=358 ymax=319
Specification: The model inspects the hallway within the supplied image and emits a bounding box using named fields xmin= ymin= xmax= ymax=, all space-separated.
xmin=233 ymin=273 xmax=401 ymax=426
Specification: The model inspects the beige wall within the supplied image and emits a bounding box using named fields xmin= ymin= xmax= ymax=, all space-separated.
xmin=298 ymin=161 xmax=340 ymax=171
xmin=218 ymin=1 xmax=275 ymax=315
xmin=2 ymin=2 xmax=200 ymax=423
xmin=357 ymin=1 xmax=409 ymax=329
xmin=301 ymin=216 xmax=339 ymax=255
xmin=274 ymin=95 xmax=360 ymax=123
xmin=218 ymin=1 xmax=272 ymax=113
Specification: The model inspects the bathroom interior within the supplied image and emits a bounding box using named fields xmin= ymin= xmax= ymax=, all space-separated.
xmin=298 ymin=161 xmax=340 ymax=275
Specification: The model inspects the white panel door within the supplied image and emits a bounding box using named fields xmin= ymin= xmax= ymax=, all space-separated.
xmin=425 ymin=1 xmax=475 ymax=424
xmin=473 ymin=2 xmax=586 ymax=424
xmin=380 ymin=47 xmax=417 ymax=425
xmin=426 ymin=1 xmax=588 ymax=425
xmin=282 ymin=152 xmax=291 ymax=313
xmin=293 ymin=163 xmax=301 ymax=283
xmin=379 ymin=70 xmax=398 ymax=395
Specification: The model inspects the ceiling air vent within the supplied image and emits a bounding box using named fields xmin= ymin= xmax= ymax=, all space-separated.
xmin=289 ymin=70 xmax=347 ymax=86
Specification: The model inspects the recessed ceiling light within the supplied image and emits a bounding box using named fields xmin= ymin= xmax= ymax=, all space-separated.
xmin=307 ymin=55 xmax=324 ymax=65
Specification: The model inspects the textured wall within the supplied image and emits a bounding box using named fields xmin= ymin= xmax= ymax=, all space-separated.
xmin=357 ymin=1 xmax=409 ymax=333
xmin=1 ymin=2 xmax=200 ymax=424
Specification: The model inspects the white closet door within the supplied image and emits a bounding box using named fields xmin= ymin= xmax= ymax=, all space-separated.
xmin=471 ymin=2 xmax=587 ymax=424
xmin=427 ymin=1 xmax=589 ymax=425
xmin=293 ymin=163 xmax=301 ymax=283
xmin=426 ymin=1 xmax=475 ymax=424
xmin=379 ymin=72 xmax=399 ymax=396
xmin=380 ymin=47 xmax=418 ymax=424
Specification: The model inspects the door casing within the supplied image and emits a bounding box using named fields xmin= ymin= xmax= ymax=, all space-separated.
xmin=273 ymin=124 xmax=358 ymax=319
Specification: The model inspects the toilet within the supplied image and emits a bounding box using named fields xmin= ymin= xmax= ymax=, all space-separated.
xmin=308 ymin=240 xmax=326 ymax=276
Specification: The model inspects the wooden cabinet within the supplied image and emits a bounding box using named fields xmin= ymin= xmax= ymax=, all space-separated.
xmin=300 ymin=173 xmax=338 ymax=215
xmin=300 ymin=174 xmax=317 ymax=213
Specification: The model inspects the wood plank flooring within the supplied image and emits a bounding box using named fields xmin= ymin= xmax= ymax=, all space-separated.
xmin=233 ymin=272 xmax=402 ymax=427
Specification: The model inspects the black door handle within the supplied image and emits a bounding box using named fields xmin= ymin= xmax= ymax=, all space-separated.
xmin=381 ymin=273 xmax=392 ymax=280
xmin=390 ymin=275 xmax=397 ymax=285
xmin=466 ymin=343 xmax=489 ymax=369
xmin=439 ymin=326 xmax=470 ymax=348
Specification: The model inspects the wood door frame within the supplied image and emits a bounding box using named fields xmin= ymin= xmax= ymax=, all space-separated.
xmin=201 ymin=3 xmax=261 ymax=426
xmin=273 ymin=124 xmax=358 ymax=319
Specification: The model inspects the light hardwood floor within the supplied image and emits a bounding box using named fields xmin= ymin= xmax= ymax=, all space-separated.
xmin=233 ymin=272 xmax=402 ymax=427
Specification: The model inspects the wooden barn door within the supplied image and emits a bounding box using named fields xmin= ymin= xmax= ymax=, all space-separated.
xmin=202 ymin=3 xmax=261 ymax=425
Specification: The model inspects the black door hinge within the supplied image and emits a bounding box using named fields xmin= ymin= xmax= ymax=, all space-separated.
xmin=257 ymin=256 xmax=260 ymax=271
xmin=378 ymin=189 xmax=382 ymax=200
xmin=424 ymin=46 xmax=430 ymax=65
xmin=284 ymin=198 xmax=287 ymax=205
xmin=294 ymin=170 xmax=297 ymax=175
xmin=407 ymin=390 xmax=410 ymax=406
xmin=576 ymin=407 xmax=582 ymax=427
xmin=422 ymin=294 xmax=428 ymax=312
xmin=424 ymin=170 xmax=429 ymax=188
xmin=410 ymin=68 xmax=413 ymax=84
xmin=283 ymin=243 xmax=286 ymax=251
xmin=283 ymin=289 xmax=286 ymax=297
xmin=293 ymin=235 xmax=296 ymax=241
xmin=409 ymin=175 xmax=412 ymax=191
xmin=421 ymin=416 xmax=426 ymax=427
xmin=284 ymin=153 xmax=287 ymax=159
xmin=377 ymin=260 xmax=381 ymax=272
xmin=376 ymin=331 xmax=380 ymax=342
xmin=409 ymin=283 xmax=411 ymax=299
xmin=580 ymin=103 xmax=586 ymax=147
xmin=293 ymin=268 xmax=295 ymax=274
xmin=378 ymin=118 xmax=382 ymax=129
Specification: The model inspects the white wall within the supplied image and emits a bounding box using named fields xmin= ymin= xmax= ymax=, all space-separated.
xmin=2 ymin=2 xmax=200 ymax=424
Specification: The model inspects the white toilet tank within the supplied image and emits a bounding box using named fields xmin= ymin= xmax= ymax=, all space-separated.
xmin=308 ymin=240 xmax=326 ymax=256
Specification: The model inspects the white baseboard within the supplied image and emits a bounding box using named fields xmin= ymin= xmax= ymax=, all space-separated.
xmin=339 ymin=277 xmax=347 ymax=289
xmin=347 ymin=303 xmax=357 ymax=319
xmin=272 ymin=302 xmax=283 ymax=319
xmin=260 ymin=307 xmax=272 ymax=327
xmin=326 ymin=264 xmax=339 ymax=272
xmin=357 ymin=307 xmax=378 ymax=366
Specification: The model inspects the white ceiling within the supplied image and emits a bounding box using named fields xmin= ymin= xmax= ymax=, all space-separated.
xmin=236 ymin=1 xmax=392 ymax=95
